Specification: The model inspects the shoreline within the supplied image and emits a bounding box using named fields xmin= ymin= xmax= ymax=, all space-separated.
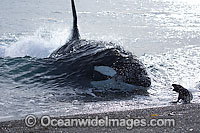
xmin=1 ymin=103 xmax=200 ymax=132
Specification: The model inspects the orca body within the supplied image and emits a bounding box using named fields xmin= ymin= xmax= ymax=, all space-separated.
xmin=49 ymin=0 xmax=151 ymax=90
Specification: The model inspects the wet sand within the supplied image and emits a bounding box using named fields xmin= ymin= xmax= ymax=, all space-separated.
xmin=0 ymin=103 xmax=200 ymax=133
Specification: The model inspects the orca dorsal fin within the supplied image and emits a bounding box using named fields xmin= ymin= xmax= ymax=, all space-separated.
xmin=70 ymin=0 xmax=80 ymax=40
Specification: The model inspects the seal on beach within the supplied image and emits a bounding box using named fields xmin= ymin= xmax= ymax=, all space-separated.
xmin=49 ymin=0 xmax=151 ymax=90
xmin=172 ymin=84 xmax=193 ymax=104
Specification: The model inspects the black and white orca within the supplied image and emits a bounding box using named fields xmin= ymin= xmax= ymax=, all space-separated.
xmin=49 ymin=0 xmax=151 ymax=90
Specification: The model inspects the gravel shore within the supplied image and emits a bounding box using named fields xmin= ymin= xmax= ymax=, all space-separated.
xmin=1 ymin=103 xmax=200 ymax=133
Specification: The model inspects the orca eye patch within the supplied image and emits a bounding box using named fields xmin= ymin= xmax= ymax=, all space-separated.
xmin=94 ymin=66 xmax=117 ymax=77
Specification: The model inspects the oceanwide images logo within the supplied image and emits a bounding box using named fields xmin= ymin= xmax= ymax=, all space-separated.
xmin=25 ymin=114 xmax=175 ymax=129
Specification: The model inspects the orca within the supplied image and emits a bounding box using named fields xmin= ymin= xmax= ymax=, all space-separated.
xmin=49 ymin=0 xmax=151 ymax=90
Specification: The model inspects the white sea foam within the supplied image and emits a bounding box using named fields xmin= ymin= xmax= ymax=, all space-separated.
xmin=3 ymin=28 xmax=70 ymax=58
xmin=141 ymin=46 xmax=200 ymax=88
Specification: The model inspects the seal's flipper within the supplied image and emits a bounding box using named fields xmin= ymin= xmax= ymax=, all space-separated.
xmin=70 ymin=0 xmax=80 ymax=40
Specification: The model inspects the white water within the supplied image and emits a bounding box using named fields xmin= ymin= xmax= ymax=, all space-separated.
xmin=2 ymin=28 xmax=68 ymax=58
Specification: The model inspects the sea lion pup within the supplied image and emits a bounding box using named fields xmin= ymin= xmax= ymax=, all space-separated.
xmin=172 ymin=84 xmax=193 ymax=104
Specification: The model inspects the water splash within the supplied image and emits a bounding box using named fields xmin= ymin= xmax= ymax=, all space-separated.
xmin=2 ymin=28 xmax=70 ymax=58
xmin=140 ymin=45 xmax=200 ymax=105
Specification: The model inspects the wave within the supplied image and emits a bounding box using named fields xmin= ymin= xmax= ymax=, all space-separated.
xmin=0 ymin=28 xmax=69 ymax=58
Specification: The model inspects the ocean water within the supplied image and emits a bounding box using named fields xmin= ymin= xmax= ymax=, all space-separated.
xmin=0 ymin=0 xmax=200 ymax=121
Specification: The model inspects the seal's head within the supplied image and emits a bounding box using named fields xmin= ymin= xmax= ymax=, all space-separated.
xmin=172 ymin=84 xmax=183 ymax=92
